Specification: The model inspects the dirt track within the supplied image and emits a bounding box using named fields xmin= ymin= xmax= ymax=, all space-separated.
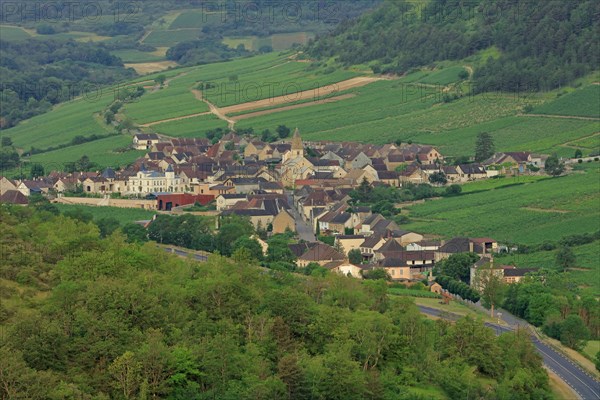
xmin=146 ymin=76 xmax=381 ymax=129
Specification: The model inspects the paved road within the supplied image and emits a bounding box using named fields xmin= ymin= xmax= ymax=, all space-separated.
xmin=285 ymin=191 xmax=316 ymax=242
xmin=161 ymin=246 xmax=208 ymax=262
xmin=418 ymin=306 xmax=600 ymax=399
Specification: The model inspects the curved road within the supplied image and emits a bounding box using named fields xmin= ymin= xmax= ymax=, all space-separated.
xmin=418 ymin=306 xmax=600 ymax=399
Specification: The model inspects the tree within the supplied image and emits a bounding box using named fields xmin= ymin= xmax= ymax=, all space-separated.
xmin=545 ymin=154 xmax=565 ymax=176
xmin=556 ymin=246 xmax=576 ymax=272
xmin=231 ymin=236 xmax=263 ymax=261
xmin=348 ymin=249 xmax=362 ymax=265
xmin=428 ymin=171 xmax=447 ymax=185
xmin=122 ymin=223 xmax=148 ymax=243
xmin=154 ymin=75 xmax=166 ymax=86
xmin=438 ymin=253 xmax=478 ymax=283
xmin=276 ymin=125 xmax=291 ymax=139
xmin=559 ymin=315 xmax=590 ymax=350
xmin=109 ymin=351 xmax=142 ymax=400
xmin=475 ymin=132 xmax=495 ymax=162
xmin=97 ymin=217 xmax=121 ymax=238
xmin=75 ymin=155 xmax=92 ymax=172
xmin=473 ymin=267 xmax=506 ymax=317
xmin=105 ymin=110 xmax=115 ymax=124
xmin=1 ymin=136 xmax=12 ymax=147
xmin=574 ymin=149 xmax=583 ymax=159
xmin=445 ymin=184 xmax=462 ymax=196
xmin=363 ymin=268 xmax=390 ymax=281
xmin=30 ymin=163 xmax=45 ymax=179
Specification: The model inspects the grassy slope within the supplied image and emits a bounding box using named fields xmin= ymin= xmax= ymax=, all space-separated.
xmin=402 ymin=164 xmax=600 ymax=245
xmin=151 ymin=115 xmax=228 ymax=137
xmin=0 ymin=25 xmax=32 ymax=40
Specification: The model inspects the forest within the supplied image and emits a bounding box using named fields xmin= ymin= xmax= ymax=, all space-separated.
xmin=0 ymin=39 xmax=135 ymax=128
xmin=306 ymin=0 xmax=599 ymax=92
xmin=0 ymin=204 xmax=553 ymax=399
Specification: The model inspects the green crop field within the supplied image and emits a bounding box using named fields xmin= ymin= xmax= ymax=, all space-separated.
xmin=3 ymin=90 xmax=116 ymax=151
xmin=151 ymin=114 xmax=228 ymax=137
xmin=533 ymin=85 xmax=600 ymax=118
xmin=142 ymin=29 xmax=201 ymax=47
xmin=123 ymin=85 xmax=209 ymax=124
xmin=0 ymin=25 xmax=32 ymax=40
xmin=111 ymin=49 xmax=165 ymax=63
xmin=53 ymin=204 xmax=157 ymax=225
xmin=25 ymin=135 xmax=144 ymax=171
xmin=418 ymin=66 xmax=468 ymax=86
xmin=169 ymin=11 xmax=222 ymax=29
xmin=495 ymin=241 xmax=600 ymax=295
xmin=402 ymin=163 xmax=600 ymax=245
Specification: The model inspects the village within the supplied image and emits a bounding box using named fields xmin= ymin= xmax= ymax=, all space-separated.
xmin=0 ymin=129 xmax=550 ymax=291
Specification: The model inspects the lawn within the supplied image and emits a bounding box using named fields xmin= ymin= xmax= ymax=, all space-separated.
xmin=54 ymin=204 xmax=157 ymax=225
xmin=0 ymin=25 xmax=32 ymax=40
xmin=581 ymin=340 xmax=600 ymax=360
xmin=533 ymin=85 xmax=600 ymax=118
xmin=402 ymin=164 xmax=600 ymax=245
xmin=151 ymin=115 xmax=228 ymax=137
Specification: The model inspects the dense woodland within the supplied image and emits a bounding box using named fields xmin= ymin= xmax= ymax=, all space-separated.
xmin=0 ymin=204 xmax=553 ymax=399
xmin=0 ymin=39 xmax=135 ymax=128
xmin=307 ymin=0 xmax=599 ymax=91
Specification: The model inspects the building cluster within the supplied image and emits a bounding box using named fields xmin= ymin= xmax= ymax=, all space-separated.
xmin=0 ymin=129 xmax=541 ymax=286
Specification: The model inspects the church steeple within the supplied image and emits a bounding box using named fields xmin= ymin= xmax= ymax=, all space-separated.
xmin=290 ymin=128 xmax=303 ymax=158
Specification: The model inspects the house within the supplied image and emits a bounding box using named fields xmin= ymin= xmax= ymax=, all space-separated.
xmin=220 ymin=209 xmax=275 ymax=231
xmin=399 ymin=164 xmax=428 ymax=184
xmin=0 ymin=190 xmax=28 ymax=205
xmin=0 ymin=176 xmax=18 ymax=195
xmin=223 ymin=177 xmax=263 ymax=194
xmin=133 ymin=133 xmax=160 ymax=150
xmin=436 ymin=237 xmax=486 ymax=261
xmin=470 ymin=238 xmax=498 ymax=254
xmin=156 ymin=193 xmax=214 ymax=211
xmin=430 ymin=282 xmax=443 ymax=294
xmin=17 ymin=180 xmax=52 ymax=197
xmin=272 ymin=208 xmax=295 ymax=234
xmin=456 ymin=164 xmax=487 ymax=181
xmin=323 ymin=260 xmax=363 ymax=279
xmin=216 ymin=194 xmax=247 ymax=211
xmin=470 ymin=257 xmax=538 ymax=289
xmin=391 ymin=230 xmax=424 ymax=246
xmin=484 ymin=152 xmax=532 ymax=174
xmin=334 ymin=235 xmax=366 ymax=256
xmin=379 ymin=258 xmax=411 ymax=281
xmin=297 ymin=243 xmax=345 ymax=267
xmin=259 ymin=181 xmax=284 ymax=194
xmin=359 ymin=234 xmax=386 ymax=260
xmin=406 ymin=240 xmax=440 ymax=251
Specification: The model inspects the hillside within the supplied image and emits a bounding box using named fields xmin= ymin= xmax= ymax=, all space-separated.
xmin=0 ymin=205 xmax=553 ymax=399
xmin=307 ymin=0 xmax=599 ymax=92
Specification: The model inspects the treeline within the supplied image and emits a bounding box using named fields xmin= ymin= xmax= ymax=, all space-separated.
xmin=0 ymin=39 xmax=136 ymax=128
xmin=166 ymin=39 xmax=251 ymax=65
xmin=306 ymin=0 xmax=599 ymax=91
xmin=0 ymin=205 xmax=553 ymax=399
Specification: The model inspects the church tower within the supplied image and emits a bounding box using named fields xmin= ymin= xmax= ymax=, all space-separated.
xmin=290 ymin=128 xmax=304 ymax=158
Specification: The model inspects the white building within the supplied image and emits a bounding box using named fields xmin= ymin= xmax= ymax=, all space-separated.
xmin=126 ymin=165 xmax=183 ymax=194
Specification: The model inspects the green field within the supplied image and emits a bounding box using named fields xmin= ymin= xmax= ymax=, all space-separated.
xmin=53 ymin=204 xmax=157 ymax=224
xmin=418 ymin=66 xmax=468 ymax=86
xmin=3 ymin=90 xmax=116 ymax=151
xmin=581 ymin=340 xmax=600 ymax=360
xmin=403 ymin=164 xmax=600 ymax=245
xmin=151 ymin=114 xmax=228 ymax=137
xmin=495 ymin=241 xmax=600 ymax=295
xmin=143 ymin=29 xmax=201 ymax=47
xmin=169 ymin=11 xmax=222 ymax=29
xmin=0 ymin=25 xmax=32 ymax=40
xmin=533 ymin=85 xmax=600 ymax=118
xmin=111 ymin=49 xmax=165 ymax=63
xmin=26 ymin=135 xmax=144 ymax=171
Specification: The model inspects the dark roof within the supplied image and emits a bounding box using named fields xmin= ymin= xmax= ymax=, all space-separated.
xmin=331 ymin=213 xmax=351 ymax=224
xmin=377 ymin=239 xmax=404 ymax=254
xmin=298 ymin=243 xmax=345 ymax=262
xmin=337 ymin=235 xmax=365 ymax=240
xmin=503 ymin=268 xmax=538 ymax=277
xmin=459 ymin=163 xmax=486 ymax=174
xmin=439 ymin=238 xmax=484 ymax=254
xmin=361 ymin=234 xmax=383 ymax=249
xmin=221 ymin=209 xmax=272 ymax=217
xmin=289 ymin=242 xmax=319 ymax=257
xmin=135 ymin=133 xmax=159 ymax=140
xmin=0 ymin=190 xmax=28 ymax=205
xmin=219 ymin=194 xmax=247 ymax=199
